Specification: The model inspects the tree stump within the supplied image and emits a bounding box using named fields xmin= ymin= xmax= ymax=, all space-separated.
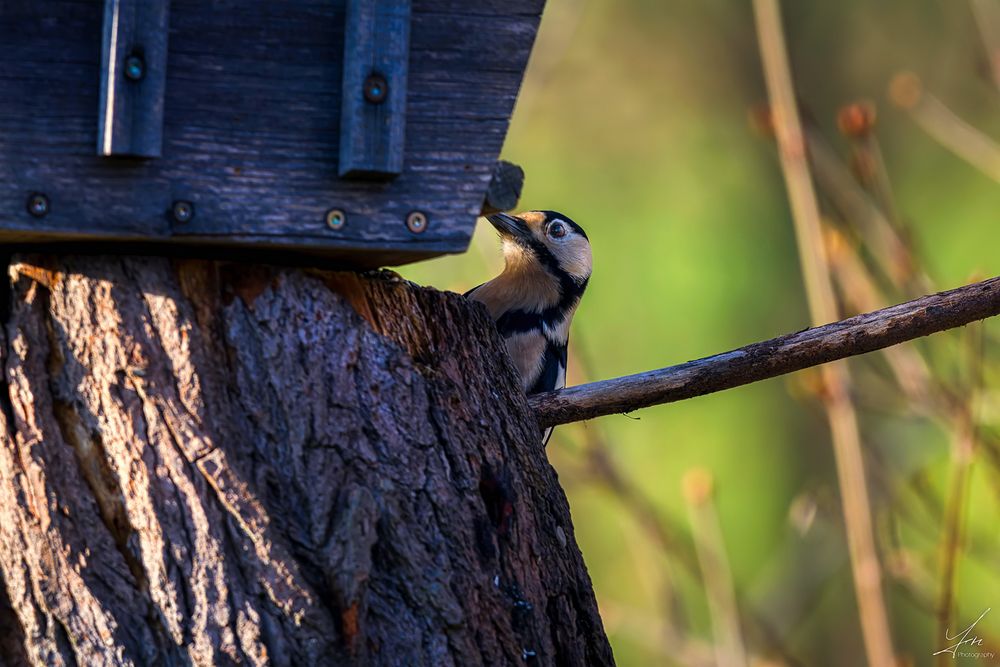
xmin=0 ymin=256 xmax=613 ymax=667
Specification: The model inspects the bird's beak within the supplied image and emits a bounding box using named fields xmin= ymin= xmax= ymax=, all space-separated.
xmin=486 ymin=212 xmax=532 ymax=243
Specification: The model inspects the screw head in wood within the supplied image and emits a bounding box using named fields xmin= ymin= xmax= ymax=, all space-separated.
xmin=124 ymin=54 xmax=145 ymax=81
xmin=26 ymin=193 xmax=49 ymax=218
xmin=171 ymin=200 xmax=194 ymax=224
xmin=363 ymin=73 xmax=388 ymax=104
xmin=325 ymin=208 xmax=346 ymax=230
xmin=406 ymin=211 xmax=428 ymax=234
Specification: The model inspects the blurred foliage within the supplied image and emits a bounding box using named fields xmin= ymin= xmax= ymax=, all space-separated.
xmin=402 ymin=1 xmax=1000 ymax=665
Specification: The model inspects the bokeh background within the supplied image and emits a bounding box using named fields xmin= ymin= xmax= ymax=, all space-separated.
xmin=403 ymin=1 xmax=1000 ymax=665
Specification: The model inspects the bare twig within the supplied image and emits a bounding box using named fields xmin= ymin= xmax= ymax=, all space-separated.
xmin=824 ymin=228 xmax=934 ymax=408
xmin=531 ymin=275 xmax=1000 ymax=427
xmin=889 ymin=72 xmax=1000 ymax=183
xmin=837 ymin=102 xmax=903 ymax=231
xmin=971 ymin=0 xmax=1000 ymax=92
xmin=806 ymin=129 xmax=917 ymax=290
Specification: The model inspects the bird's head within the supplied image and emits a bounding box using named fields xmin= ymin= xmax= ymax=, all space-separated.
xmin=486 ymin=210 xmax=592 ymax=286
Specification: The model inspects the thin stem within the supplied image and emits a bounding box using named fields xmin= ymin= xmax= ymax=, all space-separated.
xmin=859 ymin=135 xmax=902 ymax=233
xmin=683 ymin=470 xmax=748 ymax=667
xmin=824 ymin=229 xmax=934 ymax=409
xmin=565 ymin=341 xmax=804 ymax=666
xmin=890 ymin=72 xmax=1000 ymax=183
xmin=935 ymin=324 xmax=983 ymax=666
xmin=806 ymin=129 xmax=919 ymax=291
xmin=752 ymin=2 xmax=897 ymax=665
xmin=970 ymin=0 xmax=1000 ymax=92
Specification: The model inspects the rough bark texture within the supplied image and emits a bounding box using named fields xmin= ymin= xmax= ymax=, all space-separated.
xmin=0 ymin=255 xmax=613 ymax=667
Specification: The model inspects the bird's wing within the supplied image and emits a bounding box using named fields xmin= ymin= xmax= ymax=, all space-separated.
xmin=531 ymin=338 xmax=567 ymax=447
xmin=528 ymin=339 xmax=567 ymax=395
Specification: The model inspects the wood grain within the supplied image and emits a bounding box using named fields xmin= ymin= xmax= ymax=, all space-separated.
xmin=338 ymin=0 xmax=411 ymax=178
xmin=0 ymin=255 xmax=613 ymax=666
xmin=480 ymin=160 xmax=525 ymax=215
xmin=0 ymin=0 xmax=545 ymax=267
xmin=530 ymin=276 xmax=1000 ymax=428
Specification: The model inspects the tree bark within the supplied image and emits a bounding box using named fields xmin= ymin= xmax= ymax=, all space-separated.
xmin=0 ymin=255 xmax=613 ymax=667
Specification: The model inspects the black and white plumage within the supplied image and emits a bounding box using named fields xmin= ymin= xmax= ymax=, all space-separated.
xmin=466 ymin=210 xmax=592 ymax=443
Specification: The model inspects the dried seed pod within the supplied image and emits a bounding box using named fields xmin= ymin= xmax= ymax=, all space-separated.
xmin=837 ymin=101 xmax=877 ymax=138
xmin=888 ymin=72 xmax=923 ymax=110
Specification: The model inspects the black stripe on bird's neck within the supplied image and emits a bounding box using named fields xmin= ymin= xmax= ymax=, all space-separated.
xmin=493 ymin=239 xmax=588 ymax=338
xmin=522 ymin=237 xmax=588 ymax=312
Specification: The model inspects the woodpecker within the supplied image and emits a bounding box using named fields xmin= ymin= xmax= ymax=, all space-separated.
xmin=467 ymin=210 xmax=592 ymax=443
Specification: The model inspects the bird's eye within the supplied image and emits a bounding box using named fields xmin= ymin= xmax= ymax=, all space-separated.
xmin=548 ymin=222 xmax=567 ymax=239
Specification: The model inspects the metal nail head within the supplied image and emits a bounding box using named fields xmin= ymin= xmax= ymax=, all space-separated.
xmin=26 ymin=193 xmax=49 ymax=218
xmin=406 ymin=211 xmax=427 ymax=234
xmin=171 ymin=200 xmax=194 ymax=223
xmin=325 ymin=208 xmax=346 ymax=230
xmin=363 ymin=73 xmax=388 ymax=104
xmin=124 ymin=54 xmax=146 ymax=81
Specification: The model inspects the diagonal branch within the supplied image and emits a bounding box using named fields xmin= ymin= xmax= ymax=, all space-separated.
xmin=531 ymin=276 xmax=1000 ymax=428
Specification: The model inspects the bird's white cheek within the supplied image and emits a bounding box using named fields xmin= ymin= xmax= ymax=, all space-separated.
xmin=554 ymin=246 xmax=592 ymax=282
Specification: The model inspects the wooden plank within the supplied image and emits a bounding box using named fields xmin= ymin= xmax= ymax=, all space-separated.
xmin=97 ymin=0 xmax=170 ymax=157
xmin=480 ymin=160 xmax=524 ymax=215
xmin=0 ymin=0 xmax=546 ymax=268
xmin=339 ymin=0 xmax=411 ymax=178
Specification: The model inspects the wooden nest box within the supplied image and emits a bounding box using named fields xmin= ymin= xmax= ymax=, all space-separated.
xmin=0 ymin=0 xmax=544 ymax=268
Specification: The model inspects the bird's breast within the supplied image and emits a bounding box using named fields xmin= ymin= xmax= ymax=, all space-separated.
xmin=503 ymin=329 xmax=548 ymax=391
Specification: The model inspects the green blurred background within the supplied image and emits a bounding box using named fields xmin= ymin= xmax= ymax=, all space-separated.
xmin=403 ymin=1 xmax=1000 ymax=664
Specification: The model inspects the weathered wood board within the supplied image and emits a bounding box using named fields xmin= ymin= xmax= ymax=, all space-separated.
xmin=0 ymin=0 xmax=544 ymax=268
